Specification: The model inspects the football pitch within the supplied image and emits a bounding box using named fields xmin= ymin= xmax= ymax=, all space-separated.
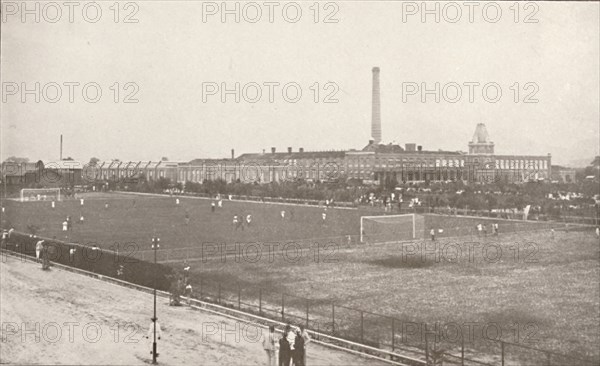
xmin=2 ymin=192 xmax=599 ymax=364
xmin=2 ymin=192 xmax=364 ymax=255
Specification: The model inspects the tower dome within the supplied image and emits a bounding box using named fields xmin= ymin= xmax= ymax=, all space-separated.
xmin=468 ymin=123 xmax=494 ymax=154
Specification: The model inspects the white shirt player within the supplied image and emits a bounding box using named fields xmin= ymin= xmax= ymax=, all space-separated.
xmin=62 ymin=221 xmax=68 ymax=231
xmin=80 ymin=198 xmax=84 ymax=206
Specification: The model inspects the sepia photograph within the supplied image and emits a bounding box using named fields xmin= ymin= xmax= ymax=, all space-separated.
xmin=1 ymin=1 xmax=599 ymax=365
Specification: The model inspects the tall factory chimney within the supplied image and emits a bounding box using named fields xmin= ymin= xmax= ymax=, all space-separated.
xmin=60 ymin=134 xmax=63 ymax=160
xmin=231 ymin=149 xmax=235 ymax=159
xmin=371 ymin=67 xmax=382 ymax=145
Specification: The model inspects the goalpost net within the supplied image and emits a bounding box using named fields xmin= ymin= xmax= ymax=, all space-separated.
xmin=20 ymin=188 xmax=61 ymax=202
xmin=360 ymin=214 xmax=424 ymax=243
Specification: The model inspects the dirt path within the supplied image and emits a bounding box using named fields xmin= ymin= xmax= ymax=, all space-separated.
xmin=0 ymin=256 xmax=387 ymax=365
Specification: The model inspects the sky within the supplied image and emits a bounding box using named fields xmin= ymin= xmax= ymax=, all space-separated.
xmin=1 ymin=1 xmax=599 ymax=166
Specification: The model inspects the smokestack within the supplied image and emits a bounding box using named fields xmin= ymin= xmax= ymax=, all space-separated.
xmin=371 ymin=67 xmax=382 ymax=145
xmin=287 ymin=147 xmax=292 ymax=153
xmin=231 ymin=149 xmax=235 ymax=159
xmin=417 ymin=145 xmax=422 ymax=152
xmin=299 ymin=147 xmax=304 ymax=153
xmin=271 ymin=147 xmax=276 ymax=154
xmin=60 ymin=134 xmax=63 ymax=160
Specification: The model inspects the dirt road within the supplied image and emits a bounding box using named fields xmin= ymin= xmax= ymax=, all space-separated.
xmin=0 ymin=256 xmax=387 ymax=365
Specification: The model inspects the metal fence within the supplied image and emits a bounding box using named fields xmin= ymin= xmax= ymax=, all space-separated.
xmin=187 ymin=276 xmax=597 ymax=366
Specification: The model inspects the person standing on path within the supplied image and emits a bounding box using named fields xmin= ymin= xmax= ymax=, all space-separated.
xmin=300 ymin=325 xmax=311 ymax=366
xmin=35 ymin=239 xmax=44 ymax=262
xmin=263 ymin=325 xmax=277 ymax=366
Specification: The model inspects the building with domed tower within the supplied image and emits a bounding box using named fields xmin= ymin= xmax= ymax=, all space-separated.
xmin=469 ymin=123 xmax=495 ymax=155
xmin=33 ymin=68 xmax=551 ymax=188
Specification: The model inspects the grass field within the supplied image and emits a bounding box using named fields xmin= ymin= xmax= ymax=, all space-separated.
xmin=2 ymin=192 xmax=599 ymax=365
xmin=1 ymin=192 xmax=364 ymax=253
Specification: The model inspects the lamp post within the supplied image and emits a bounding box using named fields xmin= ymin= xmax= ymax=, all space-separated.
xmin=151 ymin=236 xmax=160 ymax=364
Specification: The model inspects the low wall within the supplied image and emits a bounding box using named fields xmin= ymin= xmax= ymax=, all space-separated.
xmin=1 ymin=231 xmax=173 ymax=291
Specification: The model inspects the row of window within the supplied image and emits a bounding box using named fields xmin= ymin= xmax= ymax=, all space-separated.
xmin=94 ymin=157 xmax=550 ymax=183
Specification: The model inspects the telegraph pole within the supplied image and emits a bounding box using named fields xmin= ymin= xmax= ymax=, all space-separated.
xmin=151 ymin=236 xmax=160 ymax=364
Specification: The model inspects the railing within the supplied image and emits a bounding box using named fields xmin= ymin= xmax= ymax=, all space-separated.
xmin=189 ymin=276 xmax=598 ymax=366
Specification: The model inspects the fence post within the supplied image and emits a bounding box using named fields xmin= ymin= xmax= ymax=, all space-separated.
xmin=218 ymin=283 xmax=221 ymax=304
xmin=259 ymin=288 xmax=262 ymax=315
xmin=306 ymin=299 xmax=309 ymax=329
xmin=391 ymin=318 xmax=395 ymax=353
xmin=281 ymin=294 xmax=285 ymax=322
xmin=501 ymin=341 xmax=504 ymax=366
xmin=360 ymin=311 xmax=364 ymax=343
xmin=424 ymin=323 xmax=429 ymax=365
xmin=461 ymin=336 xmax=464 ymax=366
xmin=238 ymin=285 xmax=241 ymax=309
xmin=332 ymin=303 xmax=335 ymax=336
xmin=200 ymin=278 xmax=203 ymax=299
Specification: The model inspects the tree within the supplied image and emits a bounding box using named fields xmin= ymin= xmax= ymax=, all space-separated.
xmin=156 ymin=177 xmax=171 ymax=191
xmin=3 ymin=156 xmax=29 ymax=164
xmin=89 ymin=157 xmax=100 ymax=165
xmin=161 ymin=157 xmax=169 ymax=161
xmin=485 ymin=194 xmax=498 ymax=212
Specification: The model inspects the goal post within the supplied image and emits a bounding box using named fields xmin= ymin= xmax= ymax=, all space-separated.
xmin=360 ymin=214 xmax=423 ymax=244
xmin=20 ymin=188 xmax=61 ymax=202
